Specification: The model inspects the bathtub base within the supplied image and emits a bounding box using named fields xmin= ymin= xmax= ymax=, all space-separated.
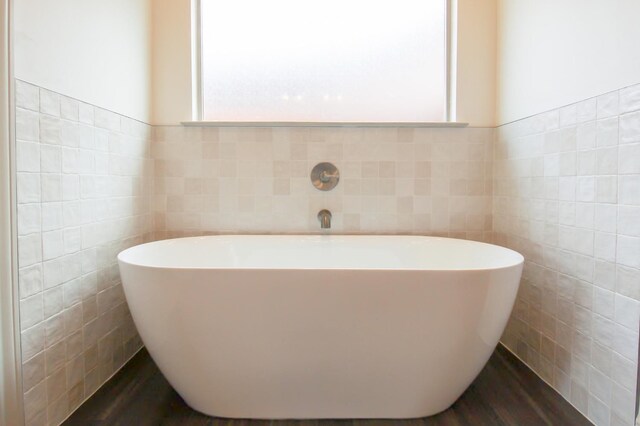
xmin=123 ymin=270 xmax=519 ymax=420
xmin=118 ymin=236 xmax=523 ymax=420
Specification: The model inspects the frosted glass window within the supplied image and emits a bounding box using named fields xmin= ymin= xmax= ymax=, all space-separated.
xmin=201 ymin=0 xmax=447 ymax=122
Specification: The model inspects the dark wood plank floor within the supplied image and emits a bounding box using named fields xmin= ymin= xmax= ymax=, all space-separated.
xmin=63 ymin=345 xmax=591 ymax=426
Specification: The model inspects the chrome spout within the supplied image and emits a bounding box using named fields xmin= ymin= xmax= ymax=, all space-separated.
xmin=318 ymin=209 xmax=332 ymax=229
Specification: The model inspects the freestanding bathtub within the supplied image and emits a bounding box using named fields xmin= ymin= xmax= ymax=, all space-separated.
xmin=118 ymin=235 xmax=523 ymax=419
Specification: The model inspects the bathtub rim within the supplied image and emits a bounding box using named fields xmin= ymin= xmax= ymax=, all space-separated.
xmin=117 ymin=235 xmax=524 ymax=273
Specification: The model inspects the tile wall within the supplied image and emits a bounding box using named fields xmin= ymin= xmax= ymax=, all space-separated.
xmin=153 ymin=126 xmax=494 ymax=239
xmin=496 ymin=83 xmax=640 ymax=425
xmin=14 ymin=80 xmax=153 ymax=426
xmin=14 ymin=78 xmax=640 ymax=426
xmin=14 ymin=85 xmax=496 ymax=425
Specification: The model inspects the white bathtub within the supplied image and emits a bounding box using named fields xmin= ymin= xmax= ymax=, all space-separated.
xmin=118 ymin=235 xmax=523 ymax=419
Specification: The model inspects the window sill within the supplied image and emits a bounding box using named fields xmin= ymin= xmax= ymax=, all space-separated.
xmin=181 ymin=121 xmax=469 ymax=128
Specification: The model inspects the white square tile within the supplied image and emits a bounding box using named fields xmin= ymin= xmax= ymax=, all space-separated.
xmin=593 ymin=314 xmax=615 ymax=347
xmin=619 ymin=83 xmax=640 ymax=114
xmin=62 ymin=201 xmax=81 ymax=228
xmin=40 ymin=116 xmax=61 ymax=144
xmin=594 ymin=261 xmax=615 ymax=291
xmin=20 ymin=294 xmax=43 ymax=331
xmin=618 ymin=175 xmax=640 ymax=205
xmin=15 ymin=80 xmax=39 ymax=111
xmin=41 ymin=174 xmax=62 ymax=202
xmin=61 ymin=121 xmax=80 ymax=147
xmin=596 ymin=118 xmax=619 ymax=147
xmin=592 ymin=341 xmax=612 ymax=375
xmin=78 ymin=124 xmax=95 ymax=150
xmin=597 ymin=91 xmax=619 ymax=119
xmin=62 ymin=147 xmax=79 ymax=174
xmin=44 ymin=313 xmax=65 ymax=346
xmin=16 ymin=141 xmax=40 ymax=172
xmin=610 ymin=352 xmax=636 ymax=391
xmin=544 ymin=153 xmax=560 ymax=176
xmin=595 ymin=147 xmax=617 ymax=175
xmin=94 ymin=108 xmax=120 ymax=131
xmin=64 ymin=303 xmax=83 ymax=335
xmin=559 ymin=104 xmax=577 ymax=127
xmin=575 ymin=203 xmax=594 ymax=228
xmin=559 ymin=177 xmax=577 ymax=201
xmin=594 ymin=232 xmax=616 ymax=262
xmin=577 ymin=122 xmax=596 ymax=150
xmin=22 ymin=351 xmax=45 ymax=392
xmin=616 ymin=235 xmax=640 ymax=268
xmin=617 ymin=143 xmax=640 ymax=174
xmin=596 ymin=176 xmax=617 ymax=203
xmin=17 ymin=173 xmax=41 ymax=204
xmin=60 ymin=96 xmax=79 ymax=121
xmin=63 ymin=279 xmax=83 ymax=308
xmin=577 ymin=150 xmax=596 ymax=176
xmin=614 ymin=294 xmax=639 ymax=330
xmin=576 ymin=98 xmax=597 ymax=123
xmin=570 ymin=380 xmax=588 ymax=412
xmin=17 ymin=204 xmax=41 ymax=235
xmin=79 ymin=102 xmax=94 ymax=125
xmin=41 ymin=202 xmax=63 ymax=232
xmin=16 ymin=108 xmax=40 ymax=142
xmin=610 ymin=382 xmax=636 ymax=424
xmin=45 ymin=340 xmax=66 ymax=374
xmin=60 ymin=253 xmax=83 ymax=284
xmin=576 ymin=177 xmax=595 ymax=202
xmin=63 ymin=227 xmax=82 ymax=254
xmin=619 ymin=110 xmax=640 ymax=144
xmin=589 ymin=366 xmax=612 ymax=404
xmin=587 ymin=394 xmax=610 ymax=426
xmin=19 ymin=264 xmax=43 ymax=299
xmin=21 ymin=323 xmax=44 ymax=360
xmin=618 ymin=205 xmax=640 ymax=237
xmin=42 ymin=258 xmax=64 ymax=290
xmin=39 ymin=89 xmax=60 ymax=117
xmin=611 ymin=383 xmax=635 ymax=424
xmin=23 ymin=376 xmax=46 ymax=423
xmin=559 ymin=152 xmax=576 ymax=176
xmin=62 ymin=175 xmax=80 ymax=201
xmin=558 ymin=127 xmax=577 ymax=152
xmin=594 ymin=287 xmax=615 ymax=319
xmin=615 ymin=265 xmax=640 ymax=300
xmin=558 ymin=202 xmax=575 ymax=226
xmin=594 ymin=203 xmax=617 ymax=233
xmin=42 ymin=230 xmax=64 ymax=261
xmin=43 ymin=286 xmax=63 ymax=320
xmin=40 ymin=144 xmax=62 ymax=173
xmin=18 ymin=233 xmax=42 ymax=268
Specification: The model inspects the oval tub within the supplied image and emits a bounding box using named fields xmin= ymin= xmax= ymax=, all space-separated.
xmin=118 ymin=235 xmax=524 ymax=419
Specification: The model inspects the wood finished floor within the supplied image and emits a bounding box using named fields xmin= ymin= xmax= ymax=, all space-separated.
xmin=63 ymin=345 xmax=591 ymax=426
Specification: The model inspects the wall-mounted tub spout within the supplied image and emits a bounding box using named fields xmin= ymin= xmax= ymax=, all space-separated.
xmin=318 ymin=209 xmax=332 ymax=229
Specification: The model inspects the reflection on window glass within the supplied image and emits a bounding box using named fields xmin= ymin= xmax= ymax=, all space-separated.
xmin=201 ymin=0 xmax=447 ymax=122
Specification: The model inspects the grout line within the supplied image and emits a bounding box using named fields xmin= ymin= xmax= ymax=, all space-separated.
xmin=15 ymin=79 xmax=152 ymax=127
xmin=497 ymin=80 xmax=640 ymax=128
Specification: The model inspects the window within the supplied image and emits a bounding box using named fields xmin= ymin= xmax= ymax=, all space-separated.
xmin=199 ymin=0 xmax=448 ymax=122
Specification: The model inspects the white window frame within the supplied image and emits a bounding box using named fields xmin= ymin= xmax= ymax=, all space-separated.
xmin=189 ymin=0 xmax=462 ymax=127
